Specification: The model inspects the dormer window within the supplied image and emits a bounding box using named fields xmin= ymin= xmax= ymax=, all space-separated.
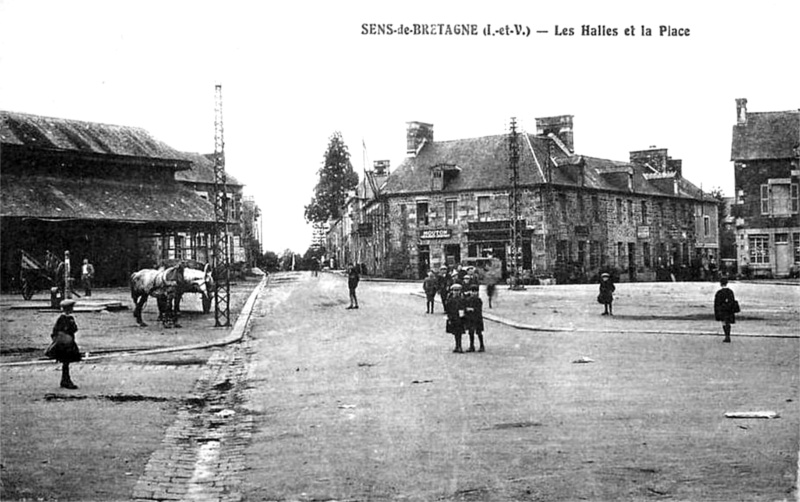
xmin=431 ymin=163 xmax=460 ymax=191
xmin=431 ymin=169 xmax=443 ymax=191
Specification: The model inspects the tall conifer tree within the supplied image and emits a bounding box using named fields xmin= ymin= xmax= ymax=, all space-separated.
xmin=304 ymin=132 xmax=359 ymax=223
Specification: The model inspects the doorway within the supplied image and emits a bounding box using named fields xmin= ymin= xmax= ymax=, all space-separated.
xmin=444 ymin=244 xmax=461 ymax=267
xmin=628 ymin=242 xmax=637 ymax=282
xmin=775 ymin=234 xmax=791 ymax=277
xmin=418 ymin=245 xmax=430 ymax=279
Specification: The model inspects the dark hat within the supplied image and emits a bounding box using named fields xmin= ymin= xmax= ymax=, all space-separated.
xmin=470 ymin=285 xmax=479 ymax=292
xmin=60 ymin=299 xmax=76 ymax=309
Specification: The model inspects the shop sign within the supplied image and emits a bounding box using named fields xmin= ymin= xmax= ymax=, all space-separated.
xmin=420 ymin=229 xmax=452 ymax=239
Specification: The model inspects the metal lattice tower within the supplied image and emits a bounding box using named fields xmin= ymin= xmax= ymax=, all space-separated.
xmin=213 ymin=84 xmax=231 ymax=327
xmin=508 ymin=117 xmax=524 ymax=289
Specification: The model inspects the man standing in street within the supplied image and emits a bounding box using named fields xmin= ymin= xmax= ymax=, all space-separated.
xmin=81 ymin=258 xmax=95 ymax=297
xmin=346 ymin=262 xmax=360 ymax=310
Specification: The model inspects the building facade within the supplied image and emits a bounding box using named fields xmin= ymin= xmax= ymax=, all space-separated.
xmin=730 ymin=99 xmax=800 ymax=278
xmin=331 ymin=117 xmax=715 ymax=282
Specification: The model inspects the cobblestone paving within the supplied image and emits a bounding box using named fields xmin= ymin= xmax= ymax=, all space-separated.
xmin=132 ymin=341 xmax=254 ymax=502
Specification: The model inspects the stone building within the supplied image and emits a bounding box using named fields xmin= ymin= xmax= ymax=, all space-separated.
xmin=335 ymin=117 xmax=716 ymax=282
xmin=0 ymin=111 xmax=242 ymax=289
xmin=176 ymin=151 xmax=259 ymax=266
xmin=730 ymin=98 xmax=800 ymax=278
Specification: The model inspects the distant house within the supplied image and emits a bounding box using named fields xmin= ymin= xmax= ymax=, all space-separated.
xmin=331 ymin=118 xmax=714 ymax=282
xmin=0 ymin=111 xmax=219 ymax=288
xmin=175 ymin=151 xmax=258 ymax=266
xmin=730 ymin=99 xmax=800 ymax=278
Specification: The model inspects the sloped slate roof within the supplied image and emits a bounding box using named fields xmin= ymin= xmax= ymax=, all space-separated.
xmin=175 ymin=151 xmax=243 ymax=186
xmin=731 ymin=110 xmax=800 ymax=161
xmin=0 ymin=174 xmax=216 ymax=223
xmin=0 ymin=110 xmax=187 ymax=162
xmin=384 ymin=134 xmax=548 ymax=193
xmin=384 ymin=133 xmax=694 ymax=199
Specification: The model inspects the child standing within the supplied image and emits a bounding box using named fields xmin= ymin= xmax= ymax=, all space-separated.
xmin=423 ymin=270 xmax=438 ymax=314
xmin=598 ymin=272 xmax=616 ymax=316
xmin=714 ymin=277 xmax=738 ymax=343
xmin=45 ymin=299 xmax=82 ymax=389
xmin=464 ymin=284 xmax=485 ymax=352
xmin=445 ymin=283 xmax=465 ymax=353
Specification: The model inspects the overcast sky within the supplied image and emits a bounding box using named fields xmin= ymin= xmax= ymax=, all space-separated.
xmin=1 ymin=0 xmax=797 ymax=253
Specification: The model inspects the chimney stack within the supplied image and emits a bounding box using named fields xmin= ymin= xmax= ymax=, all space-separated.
xmin=736 ymin=98 xmax=748 ymax=125
xmin=373 ymin=160 xmax=390 ymax=175
xmin=406 ymin=122 xmax=433 ymax=156
xmin=535 ymin=115 xmax=574 ymax=153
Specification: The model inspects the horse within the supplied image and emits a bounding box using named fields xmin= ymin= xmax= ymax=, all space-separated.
xmin=130 ymin=264 xmax=186 ymax=328
xmin=174 ymin=263 xmax=214 ymax=315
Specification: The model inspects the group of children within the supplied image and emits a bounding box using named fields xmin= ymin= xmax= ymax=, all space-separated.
xmin=445 ymin=284 xmax=485 ymax=353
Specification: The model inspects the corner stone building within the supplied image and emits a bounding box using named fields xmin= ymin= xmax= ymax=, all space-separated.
xmin=730 ymin=99 xmax=800 ymax=278
xmin=346 ymin=117 xmax=714 ymax=282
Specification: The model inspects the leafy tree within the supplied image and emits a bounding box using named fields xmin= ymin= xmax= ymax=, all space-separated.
xmin=708 ymin=187 xmax=736 ymax=259
xmin=301 ymin=245 xmax=326 ymax=270
xmin=262 ymin=250 xmax=280 ymax=272
xmin=304 ymin=132 xmax=359 ymax=224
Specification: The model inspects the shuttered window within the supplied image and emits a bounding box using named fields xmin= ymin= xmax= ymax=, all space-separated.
xmin=760 ymin=185 xmax=770 ymax=215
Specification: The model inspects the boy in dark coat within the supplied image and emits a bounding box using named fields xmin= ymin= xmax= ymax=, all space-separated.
xmin=464 ymin=284 xmax=485 ymax=352
xmin=445 ymin=283 xmax=465 ymax=353
xmin=422 ymin=270 xmax=438 ymax=314
xmin=598 ymin=272 xmax=616 ymax=315
xmin=714 ymin=277 xmax=738 ymax=343
xmin=46 ymin=299 xmax=82 ymax=389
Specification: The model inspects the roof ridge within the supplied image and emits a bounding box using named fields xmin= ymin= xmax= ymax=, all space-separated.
xmin=0 ymin=110 xmax=148 ymax=131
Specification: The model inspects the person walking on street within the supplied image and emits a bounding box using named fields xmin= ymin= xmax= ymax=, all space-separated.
xmin=346 ymin=263 xmax=360 ymax=309
xmin=464 ymin=284 xmax=485 ymax=352
xmin=598 ymin=272 xmax=616 ymax=316
xmin=81 ymin=258 xmax=95 ymax=297
xmin=437 ymin=266 xmax=451 ymax=312
xmin=45 ymin=299 xmax=82 ymax=389
xmin=445 ymin=283 xmax=465 ymax=353
xmin=423 ymin=270 xmax=438 ymax=314
xmin=714 ymin=277 xmax=739 ymax=343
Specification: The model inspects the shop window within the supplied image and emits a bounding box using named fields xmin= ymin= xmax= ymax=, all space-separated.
xmin=748 ymin=234 xmax=769 ymax=264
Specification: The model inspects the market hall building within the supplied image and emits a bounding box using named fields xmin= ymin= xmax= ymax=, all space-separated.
xmin=330 ymin=116 xmax=719 ymax=282
xmin=0 ymin=111 xmax=225 ymax=290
